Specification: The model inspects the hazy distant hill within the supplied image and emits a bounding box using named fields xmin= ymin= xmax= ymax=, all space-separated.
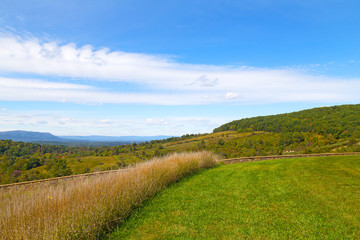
xmin=0 ymin=130 xmax=173 ymax=145
xmin=59 ymin=135 xmax=173 ymax=142
xmin=0 ymin=130 xmax=64 ymax=142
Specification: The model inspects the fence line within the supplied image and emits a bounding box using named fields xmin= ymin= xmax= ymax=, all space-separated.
xmin=0 ymin=168 xmax=132 ymax=190
xmin=1 ymin=152 xmax=360 ymax=189
xmin=220 ymin=152 xmax=360 ymax=164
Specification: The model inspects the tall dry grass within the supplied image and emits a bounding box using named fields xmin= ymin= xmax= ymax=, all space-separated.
xmin=0 ymin=151 xmax=218 ymax=240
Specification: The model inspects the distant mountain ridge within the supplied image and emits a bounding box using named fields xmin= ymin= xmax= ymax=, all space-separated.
xmin=0 ymin=130 xmax=173 ymax=144
xmin=59 ymin=135 xmax=173 ymax=142
xmin=0 ymin=130 xmax=63 ymax=142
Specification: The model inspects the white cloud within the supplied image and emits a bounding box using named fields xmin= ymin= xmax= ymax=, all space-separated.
xmin=0 ymin=111 xmax=226 ymax=136
xmin=0 ymin=111 xmax=128 ymax=133
xmin=190 ymin=75 xmax=219 ymax=87
xmin=0 ymin=77 xmax=214 ymax=105
xmin=0 ymin=77 xmax=89 ymax=90
xmin=145 ymin=118 xmax=169 ymax=125
xmin=224 ymin=92 xmax=240 ymax=100
xmin=0 ymin=35 xmax=359 ymax=105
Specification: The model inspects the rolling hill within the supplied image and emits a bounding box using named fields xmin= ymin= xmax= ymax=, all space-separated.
xmin=213 ymin=104 xmax=360 ymax=139
xmin=1 ymin=104 xmax=359 ymax=185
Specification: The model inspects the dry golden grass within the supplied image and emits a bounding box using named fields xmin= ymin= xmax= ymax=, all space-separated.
xmin=0 ymin=151 xmax=218 ymax=240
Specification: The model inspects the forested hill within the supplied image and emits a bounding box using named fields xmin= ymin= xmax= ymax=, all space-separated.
xmin=213 ymin=104 xmax=360 ymax=139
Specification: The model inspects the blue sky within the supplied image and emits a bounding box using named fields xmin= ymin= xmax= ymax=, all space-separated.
xmin=0 ymin=0 xmax=359 ymax=136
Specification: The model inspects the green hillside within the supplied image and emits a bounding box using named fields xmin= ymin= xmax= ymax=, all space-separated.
xmin=214 ymin=104 xmax=360 ymax=139
xmin=1 ymin=104 xmax=360 ymax=185
xmin=107 ymin=155 xmax=360 ymax=239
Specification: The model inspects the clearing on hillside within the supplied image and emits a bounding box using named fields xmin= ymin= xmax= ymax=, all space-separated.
xmin=108 ymin=155 xmax=360 ymax=239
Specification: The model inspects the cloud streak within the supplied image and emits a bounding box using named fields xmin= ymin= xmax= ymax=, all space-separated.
xmin=0 ymin=35 xmax=359 ymax=105
xmin=0 ymin=77 xmax=214 ymax=105
xmin=0 ymin=111 xmax=226 ymax=136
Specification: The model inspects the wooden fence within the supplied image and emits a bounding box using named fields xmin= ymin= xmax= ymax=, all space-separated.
xmin=220 ymin=152 xmax=360 ymax=164
xmin=1 ymin=152 xmax=360 ymax=190
xmin=0 ymin=168 xmax=132 ymax=190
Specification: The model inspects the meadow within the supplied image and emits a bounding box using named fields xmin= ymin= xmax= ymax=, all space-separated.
xmin=0 ymin=151 xmax=218 ymax=239
xmin=108 ymin=155 xmax=360 ymax=239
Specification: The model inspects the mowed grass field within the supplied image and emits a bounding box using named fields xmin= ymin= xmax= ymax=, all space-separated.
xmin=107 ymin=155 xmax=360 ymax=239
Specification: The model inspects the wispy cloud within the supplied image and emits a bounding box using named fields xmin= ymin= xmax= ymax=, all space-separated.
xmin=145 ymin=118 xmax=169 ymax=125
xmin=0 ymin=77 xmax=212 ymax=105
xmin=0 ymin=34 xmax=359 ymax=105
xmin=0 ymin=77 xmax=90 ymax=90
xmin=0 ymin=111 xmax=226 ymax=135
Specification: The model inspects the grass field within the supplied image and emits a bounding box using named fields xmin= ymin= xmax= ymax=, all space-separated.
xmin=26 ymin=154 xmax=142 ymax=179
xmin=67 ymin=154 xmax=142 ymax=174
xmin=107 ymin=155 xmax=360 ymax=239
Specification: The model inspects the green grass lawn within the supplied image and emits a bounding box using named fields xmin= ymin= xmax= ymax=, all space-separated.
xmin=106 ymin=155 xmax=360 ymax=239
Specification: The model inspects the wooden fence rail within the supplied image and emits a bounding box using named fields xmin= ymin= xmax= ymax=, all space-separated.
xmin=0 ymin=168 xmax=132 ymax=190
xmin=220 ymin=152 xmax=360 ymax=164
xmin=1 ymin=152 xmax=360 ymax=190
